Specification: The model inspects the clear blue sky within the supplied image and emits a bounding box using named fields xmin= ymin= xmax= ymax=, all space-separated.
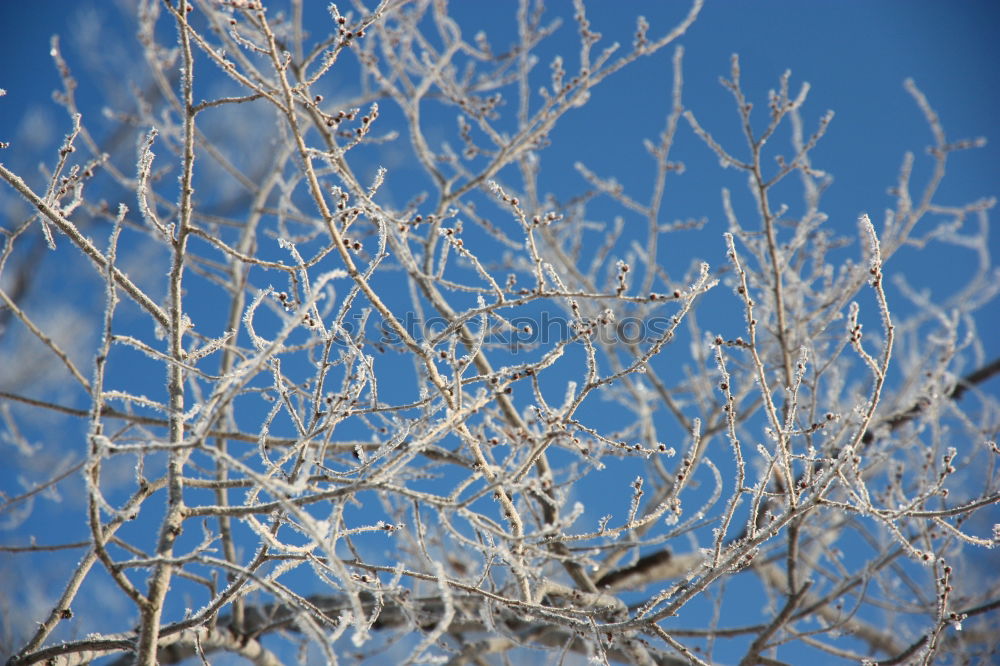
xmin=2 ymin=2 xmax=997 ymax=301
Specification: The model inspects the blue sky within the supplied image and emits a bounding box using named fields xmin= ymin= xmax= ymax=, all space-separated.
xmin=2 ymin=3 xmax=998 ymax=297
xmin=1 ymin=1 xmax=999 ymax=663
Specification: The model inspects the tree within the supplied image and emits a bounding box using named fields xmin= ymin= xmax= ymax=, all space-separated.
xmin=1 ymin=1 xmax=998 ymax=664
